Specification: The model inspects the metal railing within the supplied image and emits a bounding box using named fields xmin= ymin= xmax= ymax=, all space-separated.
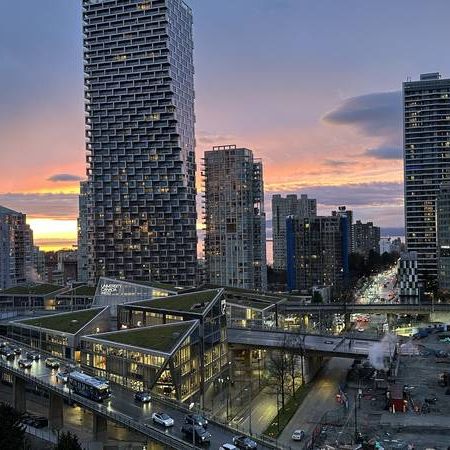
xmin=0 ymin=360 xmax=194 ymax=450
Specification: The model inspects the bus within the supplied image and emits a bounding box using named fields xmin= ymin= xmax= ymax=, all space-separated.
xmin=68 ymin=371 xmax=111 ymax=402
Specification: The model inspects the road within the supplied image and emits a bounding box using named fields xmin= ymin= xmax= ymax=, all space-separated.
xmin=278 ymin=358 xmax=353 ymax=447
xmin=0 ymin=338 xmax=273 ymax=449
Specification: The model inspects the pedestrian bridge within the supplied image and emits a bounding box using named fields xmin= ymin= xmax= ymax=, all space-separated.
xmin=280 ymin=302 xmax=450 ymax=315
xmin=227 ymin=327 xmax=393 ymax=359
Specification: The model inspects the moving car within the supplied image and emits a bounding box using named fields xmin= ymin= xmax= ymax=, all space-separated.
xmin=26 ymin=352 xmax=40 ymax=361
xmin=134 ymin=391 xmax=151 ymax=403
xmin=233 ymin=435 xmax=257 ymax=449
xmin=185 ymin=413 xmax=208 ymax=428
xmin=22 ymin=414 xmax=48 ymax=429
xmin=181 ymin=425 xmax=211 ymax=445
xmin=12 ymin=347 xmax=22 ymax=355
xmin=0 ymin=347 xmax=16 ymax=360
xmin=45 ymin=357 xmax=60 ymax=369
xmin=56 ymin=370 xmax=70 ymax=383
xmin=151 ymin=412 xmax=174 ymax=427
xmin=220 ymin=444 xmax=238 ymax=450
xmin=292 ymin=429 xmax=305 ymax=441
xmin=18 ymin=358 xmax=33 ymax=369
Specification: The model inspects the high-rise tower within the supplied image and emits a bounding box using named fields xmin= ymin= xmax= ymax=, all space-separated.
xmin=403 ymin=73 xmax=450 ymax=283
xmin=203 ymin=145 xmax=267 ymax=291
xmin=83 ymin=0 xmax=197 ymax=285
xmin=272 ymin=194 xmax=316 ymax=271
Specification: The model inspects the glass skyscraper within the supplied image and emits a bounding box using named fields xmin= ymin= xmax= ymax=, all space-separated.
xmin=83 ymin=0 xmax=197 ymax=286
xmin=403 ymin=73 xmax=450 ymax=284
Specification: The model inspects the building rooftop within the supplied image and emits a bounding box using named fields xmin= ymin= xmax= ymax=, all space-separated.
xmin=128 ymin=289 xmax=222 ymax=314
xmin=0 ymin=205 xmax=20 ymax=216
xmin=16 ymin=307 xmax=105 ymax=334
xmin=0 ymin=283 xmax=65 ymax=296
xmin=58 ymin=285 xmax=96 ymax=297
xmin=89 ymin=321 xmax=196 ymax=354
xmin=129 ymin=280 xmax=180 ymax=292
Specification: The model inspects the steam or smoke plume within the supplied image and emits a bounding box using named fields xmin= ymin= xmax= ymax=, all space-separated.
xmin=368 ymin=334 xmax=397 ymax=370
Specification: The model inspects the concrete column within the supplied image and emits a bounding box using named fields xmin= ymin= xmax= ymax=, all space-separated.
xmin=387 ymin=313 xmax=396 ymax=332
xmin=303 ymin=355 xmax=324 ymax=383
xmin=49 ymin=392 xmax=64 ymax=430
xmin=12 ymin=376 xmax=26 ymax=413
xmin=93 ymin=413 xmax=108 ymax=441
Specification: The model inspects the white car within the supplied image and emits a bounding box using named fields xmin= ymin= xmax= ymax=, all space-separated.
xmin=292 ymin=429 xmax=305 ymax=441
xmin=151 ymin=412 xmax=174 ymax=427
xmin=220 ymin=445 xmax=238 ymax=450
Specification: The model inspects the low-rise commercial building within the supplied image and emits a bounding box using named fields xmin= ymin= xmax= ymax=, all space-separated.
xmin=92 ymin=277 xmax=179 ymax=316
xmin=0 ymin=283 xmax=67 ymax=313
xmin=81 ymin=321 xmax=201 ymax=401
xmin=8 ymin=306 xmax=110 ymax=360
xmin=116 ymin=289 xmax=228 ymax=402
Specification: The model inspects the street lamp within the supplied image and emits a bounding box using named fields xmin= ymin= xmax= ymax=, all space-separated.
xmin=243 ymin=383 xmax=252 ymax=435
xmin=188 ymin=402 xmax=197 ymax=448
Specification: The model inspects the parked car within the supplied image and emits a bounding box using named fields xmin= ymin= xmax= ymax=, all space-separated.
xmin=151 ymin=412 xmax=174 ymax=427
xmin=56 ymin=370 xmax=69 ymax=383
xmin=220 ymin=444 xmax=238 ymax=450
xmin=185 ymin=413 xmax=208 ymax=428
xmin=233 ymin=435 xmax=257 ymax=449
xmin=45 ymin=358 xmax=60 ymax=369
xmin=18 ymin=358 xmax=33 ymax=369
xmin=181 ymin=425 xmax=211 ymax=445
xmin=292 ymin=429 xmax=305 ymax=441
xmin=134 ymin=391 xmax=151 ymax=403
xmin=26 ymin=352 xmax=40 ymax=361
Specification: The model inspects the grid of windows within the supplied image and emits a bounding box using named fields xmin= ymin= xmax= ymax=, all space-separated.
xmin=83 ymin=0 xmax=197 ymax=285
xmin=403 ymin=73 xmax=450 ymax=282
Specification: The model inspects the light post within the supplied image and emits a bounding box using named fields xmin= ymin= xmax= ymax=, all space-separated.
xmin=188 ymin=402 xmax=197 ymax=448
xmin=244 ymin=382 xmax=253 ymax=435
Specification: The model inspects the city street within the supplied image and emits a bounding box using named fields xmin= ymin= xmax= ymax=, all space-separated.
xmin=0 ymin=338 xmax=273 ymax=449
xmin=278 ymin=358 xmax=353 ymax=447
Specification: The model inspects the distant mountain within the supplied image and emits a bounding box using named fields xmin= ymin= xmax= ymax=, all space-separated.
xmin=381 ymin=227 xmax=404 ymax=237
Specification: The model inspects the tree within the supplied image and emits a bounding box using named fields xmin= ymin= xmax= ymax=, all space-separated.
xmin=54 ymin=431 xmax=83 ymax=450
xmin=0 ymin=403 xmax=27 ymax=450
xmin=285 ymin=334 xmax=304 ymax=396
xmin=267 ymin=346 xmax=289 ymax=408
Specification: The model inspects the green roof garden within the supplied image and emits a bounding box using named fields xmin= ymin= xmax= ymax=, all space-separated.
xmin=227 ymin=297 xmax=275 ymax=310
xmin=92 ymin=321 xmax=195 ymax=353
xmin=130 ymin=280 xmax=180 ymax=292
xmin=18 ymin=307 xmax=105 ymax=334
xmin=1 ymin=283 xmax=64 ymax=295
xmin=59 ymin=285 xmax=97 ymax=297
xmin=130 ymin=289 xmax=222 ymax=314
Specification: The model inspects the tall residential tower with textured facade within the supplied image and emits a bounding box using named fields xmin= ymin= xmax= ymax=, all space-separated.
xmin=404 ymin=73 xmax=450 ymax=284
xmin=203 ymin=145 xmax=267 ymax=290
xmin=83 ymin=0 xmax=197 ymax=286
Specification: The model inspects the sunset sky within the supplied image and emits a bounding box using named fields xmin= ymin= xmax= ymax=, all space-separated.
xmin=1 ymin=1 xmax=450 ymax=251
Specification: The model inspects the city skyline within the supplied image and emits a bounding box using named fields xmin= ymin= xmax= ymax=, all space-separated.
xmin=2 ymin=1 xmax=450 ymax=250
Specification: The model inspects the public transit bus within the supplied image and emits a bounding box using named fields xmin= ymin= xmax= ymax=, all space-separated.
xmin=68 ymin=371 xmax=111 ymax=402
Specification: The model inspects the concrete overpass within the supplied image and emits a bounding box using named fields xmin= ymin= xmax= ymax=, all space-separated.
xmin=280 ymin=302 xmax=450 ymax=317
xmin=227 ymin=327 xmax=392 ymax=359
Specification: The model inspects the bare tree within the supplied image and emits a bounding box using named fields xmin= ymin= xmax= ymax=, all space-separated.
xmin=267 ymin=348 xmax=289 ymax=408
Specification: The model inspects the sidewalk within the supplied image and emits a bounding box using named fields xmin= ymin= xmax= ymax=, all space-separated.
xmin=278 ymin=358 xmax=353 ymax=447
